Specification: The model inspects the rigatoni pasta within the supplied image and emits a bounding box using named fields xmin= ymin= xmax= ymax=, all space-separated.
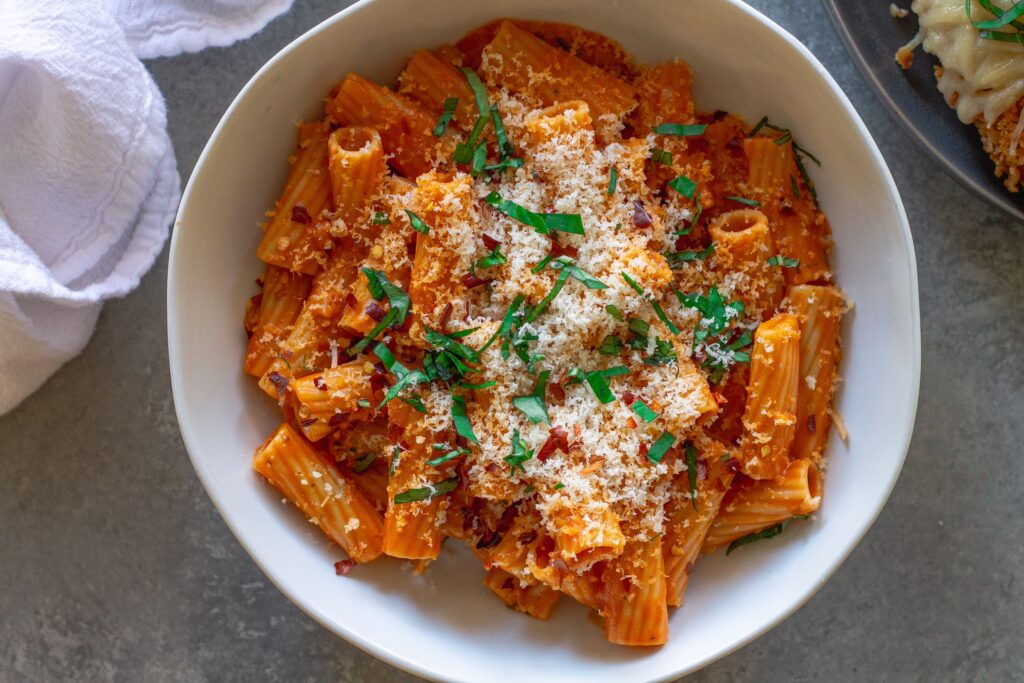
xmin=242 ymin=19 xmax=848 ymax=647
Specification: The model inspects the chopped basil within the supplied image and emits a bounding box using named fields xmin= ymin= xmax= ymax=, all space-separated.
xmin=685 ymin=442 xmax=699 ymax=509
xmin=626 ymin=318 xmax=649 ymax=337
xmin=361 ymin=267 xmax=410 ymax=323
xmin=353 ymin=452 xmax=376 ymax=474
xmin=643 ymin=337 xmax=677 ymax=366
xmin=505 ymin=429 xmax=534 ymax=473
xmin=607 ymin=166 xmax=618 ymax=195
xmin=394 ymin=477 xmax=460 ymax=504
xmin=664 ymin=243 xmax=715 ymax=268
xmin=370 ymin=211 xmax=391 ymax=225
xmin=726 ymin=515 xmax=810 ymax=555
xmin=767 ymin=255 xmax=800 ymax=268
xmin=621 ymin=271 xmax=645 ymax=296
xmin=347 ymin=307 xmax=399 ymax=356
xmin=621 ymin=272 xmax=679 ymax=334
xmin=458 ymin=380 xmax=496 ymax=390
xmin=676 ymin=287 xmax=753 ymax=380
xmin=724 ymin=195 xmax=760 ymax=207
xmin=405 ymin=209 xmax=431 ymax=235
xmin=454 ymin=115 xmax=489 ymax=164
xmin=424 ymin=327 xmax=479 ymax=363
xmin=524 ymin=269 xmax=570 ymax=323
xmin=470 ymin=141 xmax=488 ymax=176
xmin=647 ymin=431 xmax=676 ymax=463
xmin=374 ymin=342 xmax=428 ymax=409
xmin=606 ymin=304 xmax=625 ymax=322
xmin=719 ymin=452 xmax=734 ymax=463
xmin=451 ymin=394 xmax=479 ymax=444
xmin=583 ymin=366 xmax=628 ymax=404
xmin=389 ymin=446 xmax=401 ymax=477
xmin=490 ymin=104 xmax=514 ymax=158
xmin=532 ymin=253 xmax=556 ymax=273
xmin=512 ymin=370 xmax=550 ymax=424
xmin=650 ymin=148 xmax=673 ymax=166
xmin=748 ymin=116 xmax=821 ymax=205
xmin=630 ymin=399 xmax=658 ymax=423
xmin=473 ymin=246 xmax=505 ymax=270
xmin=462 ymin=67 xmax=490 ymax=116
xmin=598 ymin=335 xmax=622 ymax=355
xmin=432 ymin=97 xmax=458 ymax=136
xmin=668 ymin=175 xmax=698 ymax=199
xmin=482 ymin=293 xmax=525 ymax=352
xmin=356 ymin=398 xmax=372 ymax=409
xmin=554 ymin=482 xmax=565 ymax=490
xmin=653 ymin=123 xmax=708 ymax=136
xmin=748 ymin=115 xmax=769 ymax=137
xmin=483 ymin=191 xmax=584 ymax=235
xmin=548 ymin=256 xmax=608 ymax=289
xmin=426 ymin=448 xmax=470 ymax=467
xmin=400 ymin=395 xmax=427 ymax=413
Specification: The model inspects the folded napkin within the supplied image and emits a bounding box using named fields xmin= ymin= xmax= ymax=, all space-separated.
xmin=0 ymin=0 xmax=293 ymax=415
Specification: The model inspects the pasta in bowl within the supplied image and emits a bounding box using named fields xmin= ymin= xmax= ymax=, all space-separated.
xmin=168 ymin=0 xmax=918 ymax=679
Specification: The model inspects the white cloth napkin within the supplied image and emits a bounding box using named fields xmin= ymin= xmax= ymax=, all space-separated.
xmin=0 ymin=0 xmax=293 ymax=415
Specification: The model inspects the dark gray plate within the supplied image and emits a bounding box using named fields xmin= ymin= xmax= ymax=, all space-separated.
xmin=822 ymin=0 xmax=1024 ymax=220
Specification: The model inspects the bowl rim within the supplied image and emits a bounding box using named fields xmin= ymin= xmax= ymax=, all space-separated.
xmin=167 ymin=1 xmax=921 ymax=679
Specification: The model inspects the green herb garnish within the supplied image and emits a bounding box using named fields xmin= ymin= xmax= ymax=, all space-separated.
xmin=484 ymin=192 xmax=584 ymax=235
xmin=405 ymin=209 xmax=432 ymax=235
xmin=353 ymin=452 xmax=376 ymax=474
xmin=668 ymin=175 xmax=698 ymax=199
xmin=608 ymin=166 xmax=619 ymax=195
xmin=724 ymin=195 xmax=760 ymax=207
xmin=426 ymin=448 xmax=470 ymax=467
xmin=726 ymin=515 xmax=810 ymax=555
xmin=664 ymin=243 xmax=715 ymax=268
xmin=452 ymin=394 xmax=479 ymax=444
xmin=653 ymin=123 xmax=708 ymax=136
xmin=371 ymin=211 xmax=391 ymax=225
xmin=433 ymin=97 xmax=459 ymax=136
xmin=512 ymin=370 xmax=550 ymax=424
xmin=394 ymin=477 xmax=460 ymax=504
xmin=361 ymin=267 xmax=410 ymax=323
xmin=606 ymin=304 xmax=625 ymax=321
xmin=767 ymin=255 xmax=800 ymax=268
xmin=650 ymin=148 xmax=673 ymax=166
xmin=685 ymin=442 xmax=699 ymax=509
xmin=505 ymin=429 xmax=534 ymax=473
xmin=598 ymin=335 xmax=622 ymax=355
xmin=630 ymin=399 xmax=658 ymax=423
xmin=647 ymin=431 xmax=676 ymax=463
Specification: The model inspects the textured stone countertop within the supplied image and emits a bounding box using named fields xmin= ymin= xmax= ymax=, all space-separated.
xmin=2 ymin=1 xmax=1022 ymax=680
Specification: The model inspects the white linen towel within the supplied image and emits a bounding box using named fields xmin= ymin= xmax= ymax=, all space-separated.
xmin=0 ymin=0 xmax=293 ymax=415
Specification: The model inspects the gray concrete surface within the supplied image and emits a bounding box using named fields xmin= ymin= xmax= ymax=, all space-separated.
xmin=2 ymin=1 xmax=1022 ymax=680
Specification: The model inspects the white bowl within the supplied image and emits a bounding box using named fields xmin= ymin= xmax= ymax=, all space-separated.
xmin=167 ymin=1 xmax=920 ymax=680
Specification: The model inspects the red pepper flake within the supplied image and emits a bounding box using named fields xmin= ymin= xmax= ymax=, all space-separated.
xmin=267 ymin=371 xmax=289 ymax=397
xmin=548 ymin=382 xmax=566 ymax=404
xmin=495 ymin=503 xmax=520 ymax=534
xmin=314 ymin=377 xmax=328 ymax=392
xmin=625 ymin=416 xmax=637 ymax=429
xmin=518 ymin=530 xmax=538 ymax=546
xmin=438 ymin=302 xmax=453 ymax=333
xmin=549 ymin=238 xmax=579 ymax=259
xmin=638 ymin=442 xmax=649 ymax=460
xmin=688 ymin=137 xmax=709 ymax=154
xmin=632 ymin=200 xmax=652 ymax=229
xmin=482 ymin=233 xmax=500 ymax=250
xmin=369 ymin=373 xmax=391 ymax=393
xmin=460 ymin=273 xmax=490 ymax=289
xmin=334 ymin=559 xmax=355 ymax=576
xmin=713 ymin=392 xmax=728 ymax=405
xmin=537 ymin=426 xmax=569 ymax=462
xmin=622 ymin=391 xmax=636 ymax=405
xmin=476 ymin=531 xmax=502 ymax=550
xmin=343 ymin=291 xmax=359 ymax=311
xmin=328 ymin=412 xmax=347 ymax=427
xmin=501 ymin=576 xmax=516 ymax=590
xmin=807 ymin=415 xmax=816 ymax=433
xmin=711 ymin=109 xmax=728 ymax=122
xmin=364 ymin=301 xmax=386 ymax=321
xmin=291 ymin=204 xmax=312 ymax=224
xmin=485 ymin=462 xmax=501 ymax=475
